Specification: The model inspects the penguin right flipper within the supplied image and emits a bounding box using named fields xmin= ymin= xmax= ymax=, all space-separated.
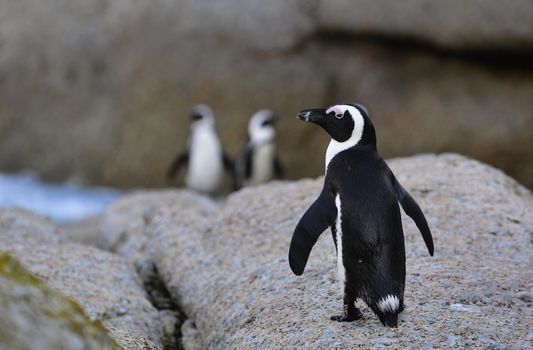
xmin=167 ymin=152 xmax=189 ymax=181
xmin=391 ymin=175 xmax=434 ymax=256
xmin=273 ymin=156 xmax=285 ymax=179
xmin=289 ymin=188 xmax=337 ymax=275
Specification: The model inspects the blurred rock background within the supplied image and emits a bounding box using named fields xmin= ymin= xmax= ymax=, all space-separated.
xmin=1 ymin=0 xmax=532 ymax=189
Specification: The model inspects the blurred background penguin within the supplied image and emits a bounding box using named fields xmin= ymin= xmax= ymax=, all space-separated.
xmin=167 ymin=105 xmax=235 ymax=196
xmin=236 ymin=110 xmax=284 ymax=189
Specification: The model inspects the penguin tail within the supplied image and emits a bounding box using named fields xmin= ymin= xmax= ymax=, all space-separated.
xmin=378 ymin=313 xmax=398 ymax=328
xmin=371 ymin=294 xmax=402 ymax=328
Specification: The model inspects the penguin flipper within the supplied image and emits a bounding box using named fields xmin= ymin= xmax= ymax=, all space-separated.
xmin=273 ymin=156 xmax=285 ymax=179
xmin=244 ymin=144 xmax=253 ymax=180
xmin=289 ymin=188 xmax=337 ymax=275
xmin=222 ymin=152 xmax=238 ymax=191
xmin=392 ymin=176 xmax=434 ymax=256
xmin=235 ymin=142 xmax=253 ymax=190
xmin=167 ymin=152 xmax=189 ymax=181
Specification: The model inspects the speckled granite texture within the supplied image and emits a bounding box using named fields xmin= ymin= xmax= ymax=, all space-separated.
xmin=0 ymin=208 xmax=166 ymax=349
xmin=100 ymin=154 xmax=533 ymax=349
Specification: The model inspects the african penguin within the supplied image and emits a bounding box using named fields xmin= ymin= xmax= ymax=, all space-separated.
xmin=288 ymin=103 xmax=434 ymax=328
xmin=167 ymin=104 xmax=235 ymax=195
xmin=236 ymin=109 xmax=284 ymax=189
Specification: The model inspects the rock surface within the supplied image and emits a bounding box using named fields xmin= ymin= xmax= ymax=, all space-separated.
xmin=317 ymin=0 xmax=533 ymax=50
xmin=100 ymin=153 xmax=533 ymax=349
xmin=0 ymin=208 xmax=170 ymax=349
xmin=0 ymin=252 xmax=119 ymax=350
xmin=1 ymin=1 xmax=532 ymax=188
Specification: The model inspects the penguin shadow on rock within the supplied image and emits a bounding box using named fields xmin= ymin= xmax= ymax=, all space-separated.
xmin=167 ymin=104 xmax=237 ymax=197
xmin=288 ymin=103 xmax=434 ymax=328
xmin=235 ymin=109 xmax=285 ymax=190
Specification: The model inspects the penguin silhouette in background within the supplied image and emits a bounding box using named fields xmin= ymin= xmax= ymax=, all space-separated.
xmin=236 ymin=109 xmax=284 ymax=189
xmin=167 ymin=104 xmax=235 ymax=195
xmin=288 ymin=103 xmax=434 ymax=328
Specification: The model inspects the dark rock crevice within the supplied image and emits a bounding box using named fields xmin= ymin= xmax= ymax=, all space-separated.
xmin=284 ymin=29 xmax=533 ymax=72
xmin=139 ymin=261 xmax=190 ymax=350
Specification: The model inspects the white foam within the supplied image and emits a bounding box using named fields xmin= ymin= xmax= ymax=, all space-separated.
xmin=0 ymin=172 xmax=121 ymax=223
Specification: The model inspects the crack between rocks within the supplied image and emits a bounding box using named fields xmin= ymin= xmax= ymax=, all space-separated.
xmin=141 ymin=262 xmax=190 ymax=350
xmin=313 ymin=30 xmax=533 ymax=71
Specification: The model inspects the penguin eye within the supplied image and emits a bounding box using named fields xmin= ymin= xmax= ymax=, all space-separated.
xmin=335 ymin=111 xmax=347 ymax=120
xmin=191 ymin=113 xmax=203 ymax=121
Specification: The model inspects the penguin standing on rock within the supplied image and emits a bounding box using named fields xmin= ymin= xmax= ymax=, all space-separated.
xmin=167 ymin=104 xmax=234 ymax=195
xmin=288 ymin=103 xmax=434 ymax=328
xmin=236 ymin=109 xmax=284 ymax=189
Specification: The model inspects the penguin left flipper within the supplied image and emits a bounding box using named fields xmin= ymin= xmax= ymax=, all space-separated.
xmin=167 ymin=152 xmax=189 ymax=181
xmin=289 ymin=188 xmax=337 ymax=275
xmin=391 ymin=174 xmax=434 ymax=256
xmin=235 ymin=143 xmax=253 ymax=190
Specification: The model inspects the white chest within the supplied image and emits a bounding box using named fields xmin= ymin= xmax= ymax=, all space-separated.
xmin=186 ymin=127 xmax=223 ymax=193
xmin=325 ymin=139 xmax=353 ymax=173
xmin=335 ymin=194 xmax=346 ymax=293
xmin=249 ymin=143 xmax=275 ymax=186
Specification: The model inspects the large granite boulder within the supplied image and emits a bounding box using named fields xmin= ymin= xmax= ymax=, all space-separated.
xmin=100 ymin=154 xmax=533 ymax=349
xmin=0 ymin=252 xmax=119 ymax=350
xmin=0 ymin=1 xmax=532 ymax=188
xmin=317 ymin=0 xmax=533 ymax=50
xmin=0 ymin=208 xmax=170 ymax=349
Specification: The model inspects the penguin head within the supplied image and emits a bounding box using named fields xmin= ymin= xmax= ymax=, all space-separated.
xmin=297 ymin=103 xmax=376 ymax=148
xmin=190 ymin=104 xmax=215 ymax=128
xmin=248 ymin=109 xmax=279 ymax=144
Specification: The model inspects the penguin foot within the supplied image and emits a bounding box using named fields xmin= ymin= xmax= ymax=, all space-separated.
xmin=330 ymin=306 xmax=362 ymax=322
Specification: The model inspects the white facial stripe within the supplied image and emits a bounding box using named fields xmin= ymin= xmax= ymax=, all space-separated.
xmin=248 ymin=109 xmax=275 ymax=144
xmin=191 ymin=104 xmax=215 ymax=128
xmin=325 ymin=105 xmax=365 ymax=172
xmin=326 ymin=106 xmax=345 ymax=118
xmin=193 ymin=104 xmax=213 ymax=117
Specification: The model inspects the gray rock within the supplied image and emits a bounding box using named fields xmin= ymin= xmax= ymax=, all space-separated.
xmin=103 ymin=154 xmax=533 ymax=349
xmin=60 ymin=215 xmax=104 ymax=246
xmin=0 ymin=252 xmax=119 ymax=350
xmin=0 ymin=1 xmax=532 ymax=188
xmin=0 ymin=208 xmax=64 ymax=244
xmin=0 ymin=208 xmax=166 ymax=349
xmin=317 ymin=0 xmax=533 ymax=50
xmin=107 ymin=328 xmax=160 ymax=350
xmin=97 ymin=190 xmax=218 ymax=290
xmin=98 ymin=190 xmax=218 ymax=259
xmin=180 ymin=320 xmax=204 ymax=350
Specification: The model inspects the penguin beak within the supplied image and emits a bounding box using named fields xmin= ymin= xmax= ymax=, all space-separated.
xmin=297 ymin=109 xmax=326 ymax=123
